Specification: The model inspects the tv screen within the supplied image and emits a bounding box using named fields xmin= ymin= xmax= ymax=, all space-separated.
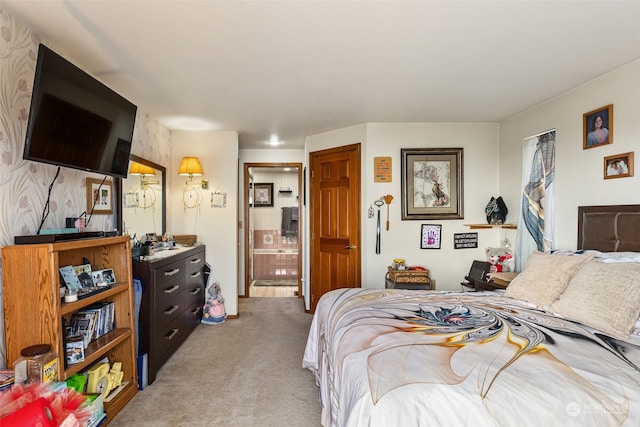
xmin=23 ymin=44 xmax=136 ymax=178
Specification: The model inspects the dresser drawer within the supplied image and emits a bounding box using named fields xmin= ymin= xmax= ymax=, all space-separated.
xmin=154 ymin=274 xmax=183 ymax=308
xmin=185 ymin=249 xmax=205 ymax=279
xmin=183 ymin=300 xmax=203 ymax=330
xmin=184 ymin=282 xmax=204 ymax=308
xmin=154 ymin=315 xmax=184 ymax=360
xmin=154 ymin=297 xmax=183 ymax=330
xmin=154 ymin=258 xmax=185 ymax=287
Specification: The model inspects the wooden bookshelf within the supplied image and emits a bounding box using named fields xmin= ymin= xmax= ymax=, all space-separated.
xmin=2 ymin=235 xmax=137 ymax=424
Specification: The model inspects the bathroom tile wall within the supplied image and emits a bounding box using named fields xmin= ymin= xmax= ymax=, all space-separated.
xmin=253 ymin=229 xmax=297 ymax=279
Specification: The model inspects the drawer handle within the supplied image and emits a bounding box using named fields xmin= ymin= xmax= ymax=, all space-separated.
xmin=190 ymin=271 xmax=202 ymax=279
xmin=189 ymin=258 xmax=202 ymax=264
xmin=165 ymin=305 xmax=179 ymax=315
xmin=165 ymin=328 xmax=179 ymax=340
xmin=191 ymin=307 xmax=201 ymax=316
xmin=164 ymin=284 xmax=180 ymax=294
xmin=164 ymin=268 xmax=180 ymax=277
xmin=190 ymin=287 xmax=201 ymax=295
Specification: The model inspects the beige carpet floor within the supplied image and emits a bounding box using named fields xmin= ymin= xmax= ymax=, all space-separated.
xmin=110 ymin=297 xmax=322 ymax=426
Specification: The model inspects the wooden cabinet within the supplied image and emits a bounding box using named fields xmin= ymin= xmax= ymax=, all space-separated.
xmin=1 ymin=236 xmax=137 ymax=424
xmin=132 ymin=245 xmax=205 ymax=384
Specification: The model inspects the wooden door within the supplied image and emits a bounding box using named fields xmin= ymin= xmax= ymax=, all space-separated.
xmin=309 ymin=143 xmax=361 ymax=312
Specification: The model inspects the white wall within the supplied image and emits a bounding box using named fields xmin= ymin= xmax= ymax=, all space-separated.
xmin=304 ymin=123 xmax=503 ymax=309
xmin=364 ymin=123 xmax=502 ymax=292
xmin=500 ymin=59 xmax=640 ymax=250
xmin=171 ymin=131 xmax=239 ymax=315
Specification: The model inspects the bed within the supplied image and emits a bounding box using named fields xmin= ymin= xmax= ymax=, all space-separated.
xmin=303 ymin=205 xmax=640 ymax=426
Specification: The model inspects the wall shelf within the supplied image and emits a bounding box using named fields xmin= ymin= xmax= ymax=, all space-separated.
xmin=464 ymin=223 xmax=517 ymax=230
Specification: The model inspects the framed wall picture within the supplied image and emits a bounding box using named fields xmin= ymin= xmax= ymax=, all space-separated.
xmin=604 ymin=152 xmax=634 ymax=179
xmin=401 ymin=148 xmax=464 ymax=220
xmin=253 ymin=182 xmax=274 ymax=207
xmin=421 ymin=224 xmax=442 ymax=249
xmin=583 ymin=104 xmax=613 ymax=149
xmin=86 ymin=178 xmax=113 ymax=214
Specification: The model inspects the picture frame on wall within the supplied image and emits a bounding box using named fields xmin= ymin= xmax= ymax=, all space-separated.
xmin=420 ymin=224 xmax=442 ymax=249
xmin=604 ymin=152 xmax=634 ymax=179
xmin=253 ymin=182 xmax=274 ymax=207
xmin=583 ymin=104 xmax=613 ymax=149
xmin=86 ymin=178 xmax=112 ymax=214
xmin=401 ymin=148 xmax=464 ymax=220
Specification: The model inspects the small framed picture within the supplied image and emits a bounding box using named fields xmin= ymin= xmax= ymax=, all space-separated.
xmin=420 ymin=224 xmax=442 ymax=249
xmin=253 ymin=182 xmax=273 ymax=207
xmin=86 ymin=178 xmax=113 ymax=214
xmin=583 ymin=104 xmax=613 ymax=149
xmin=59 ymin=265 xmax=82 ymax=292
xmin=73 ymin=264 xmax=94 ymax=288
xmin=92 ymin=268 xmax=116 ymax=286
xmin=604 ymin=152 xmax=634 ymax=179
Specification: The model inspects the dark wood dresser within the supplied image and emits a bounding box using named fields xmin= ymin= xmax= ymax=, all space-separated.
xmin=133 ymin=245 xmax=206 ymax=384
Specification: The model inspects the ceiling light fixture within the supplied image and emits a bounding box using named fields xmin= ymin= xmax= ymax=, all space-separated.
xmin=266 ymin=139 xmax=283 ymax=146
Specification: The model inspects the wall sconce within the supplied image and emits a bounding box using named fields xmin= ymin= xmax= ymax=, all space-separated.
xmin=129 ymin=162 xmax=158 ymax=189
xmin=178 ymin=156 xmax=204 ymax=184
xmin=178 ymin=156 xmax=204 ymax=210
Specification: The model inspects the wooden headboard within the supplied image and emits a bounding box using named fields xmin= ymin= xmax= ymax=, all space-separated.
xmin=577 ymin=204 xmax=640 ymax=252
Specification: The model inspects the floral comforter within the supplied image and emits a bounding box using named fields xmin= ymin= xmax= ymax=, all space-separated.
xmin=303 ymin=288 xmax=640 ymax=427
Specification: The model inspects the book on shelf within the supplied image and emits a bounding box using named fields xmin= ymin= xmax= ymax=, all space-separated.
xmin=69 ymin=302 xmax=115 ymax=348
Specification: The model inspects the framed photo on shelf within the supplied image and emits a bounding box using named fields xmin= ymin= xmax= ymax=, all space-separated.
xmin=401 ymin=148 xmax=464 ymax=220
xmin=86 ymin=178 xmax=113 ymax=214
xmin=421 ymin=224 xmax=442 ymax=249
xmin=73 ymin=264 xmax=94 ymax=288
xmin=59 ymin=265 xmax=82 ymax=292
xmin=604 ymin=152 xmax=633 ymax=179
xmin=253 ymin=182 xmax=273 ymax=207
xmin=92 ymin=268 xmax=116 ymax=286
xmin=583 ymin=104 xmax=613 ymax=149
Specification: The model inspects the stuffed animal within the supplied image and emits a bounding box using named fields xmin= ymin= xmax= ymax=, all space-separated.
xmin=202 ymin=281 xmax=226 ymax=324
xmin=485 ymin=247 xmax=513 ymax=273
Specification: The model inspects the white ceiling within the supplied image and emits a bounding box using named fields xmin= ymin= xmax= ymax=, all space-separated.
xmin=3 ymin=1 xmax=639 ymax=150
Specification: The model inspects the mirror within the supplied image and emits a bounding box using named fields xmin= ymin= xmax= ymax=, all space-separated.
xmin=120 ymin=154 xmax=166 ymax=237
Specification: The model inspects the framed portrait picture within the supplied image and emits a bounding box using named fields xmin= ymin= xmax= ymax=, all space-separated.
xmin=253 ymin=182 xmax=273 ymax=207
xmin=583 ymin=104 xmax=613 ymax=149
xmin=401 ymin=148 xmax=464 ymax=220
xmin=421 ymin=224 xmax=442 ymax=249
xmin=86 ymin=178 xmax=113 ymax=214
xmin=604 ymin=152 xmax=634 ymax=179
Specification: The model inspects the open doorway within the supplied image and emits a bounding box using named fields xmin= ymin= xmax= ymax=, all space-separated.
xmin=244 ymin=163 xmax=303 ymax=298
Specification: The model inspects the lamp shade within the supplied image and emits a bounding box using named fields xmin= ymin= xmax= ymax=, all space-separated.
xmin=178 ymin=157 xmax=203 ymax=176
xmin=129 ymin=162 xmax=156 ymax=176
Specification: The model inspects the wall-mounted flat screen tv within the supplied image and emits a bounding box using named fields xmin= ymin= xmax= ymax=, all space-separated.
xmin=23 ymin=44 xmax=137 ymax=179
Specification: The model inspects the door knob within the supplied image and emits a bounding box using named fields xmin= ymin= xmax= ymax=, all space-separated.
xmin=344 ymin=245 xmax=357 ymax=249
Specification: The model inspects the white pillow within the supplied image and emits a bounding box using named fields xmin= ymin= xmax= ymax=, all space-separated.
xmin=550 ymin=260 xmax=640 ymax=340
xmin=504 ymin=252 xmax=594 ymax=309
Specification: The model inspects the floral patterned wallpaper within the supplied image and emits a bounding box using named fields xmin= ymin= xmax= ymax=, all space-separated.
xmin=0 ymin=12 xmax=171 ymax=367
